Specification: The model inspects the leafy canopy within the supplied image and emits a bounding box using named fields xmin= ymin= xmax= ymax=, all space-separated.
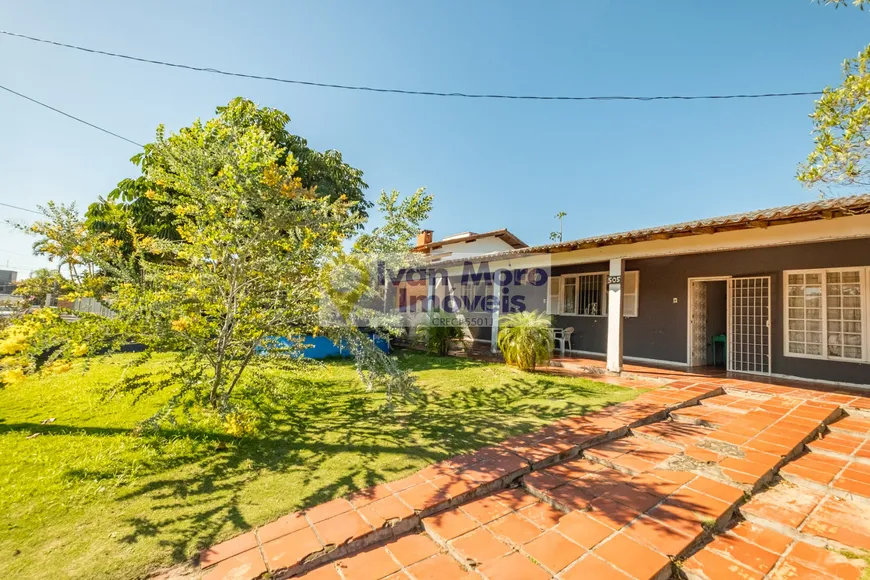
xmin=85 ymin=97 xmax=370 ymax=266
xmin=798 ymin=45 xmax=870 ymax=190
xmin=817 ymin=0 xmax=869 ymax=8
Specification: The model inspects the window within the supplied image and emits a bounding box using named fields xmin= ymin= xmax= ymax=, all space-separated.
xmin=457 ymin=278 xmax=491 ymax=312
xmin=785 ymin=268 xmax=866 ymax=361
xmin=547 ymin=275 xmax=561 ymax=314
xmin=563 ymin=277 xmax=579 ymax=314
xmin=623 ymin=271 xmax=639 ymax=317
xmin=549 ymin=271 xmax=640 ymax=317
xmin=561 ymin=273 xmax=604 ymax=315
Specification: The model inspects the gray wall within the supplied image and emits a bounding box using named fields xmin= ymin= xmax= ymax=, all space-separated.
xmin=550 ymin=238 xmax=870 ymax=384
xmin=0 ymin=270 xmax=16 ymax=285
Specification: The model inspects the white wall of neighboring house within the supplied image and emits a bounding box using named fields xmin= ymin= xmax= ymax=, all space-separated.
xmin=430 ymin=236 xmax=518 ymax=258
xmin=0 ymin=293 xmax=23 ymax=304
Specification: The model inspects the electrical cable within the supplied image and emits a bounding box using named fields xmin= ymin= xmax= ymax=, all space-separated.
xmin=0 ymin=30 xmax=826 ymax=103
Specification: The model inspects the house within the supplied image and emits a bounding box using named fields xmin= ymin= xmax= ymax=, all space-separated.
xmin=395 ymin=229 xmax=527 ymax=312
xmin=407 ymin=195 xmax=870 ymax=387
xmin=412 ymin=229 xmax=527 ymax=259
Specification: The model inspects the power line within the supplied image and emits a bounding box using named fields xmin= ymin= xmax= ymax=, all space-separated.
xmin=0 ymin=83 xmax=144 ymax=147
xmin=0 ymin=30 xmax=826 ymax=103
xmin=0 ymin=201 xmax=42 ymax=215
xmin=0 ymin=84 xmax=142 ymax=217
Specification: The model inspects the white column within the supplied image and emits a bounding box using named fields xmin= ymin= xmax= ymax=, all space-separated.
xmin=491 ymin=276 xmax=502 ymax=353
xmin=606 ymin=258 xmax=625 ymax=374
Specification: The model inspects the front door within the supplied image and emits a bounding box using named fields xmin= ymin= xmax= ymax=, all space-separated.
xmin=728 ymin=276 xmax=771 ymax=374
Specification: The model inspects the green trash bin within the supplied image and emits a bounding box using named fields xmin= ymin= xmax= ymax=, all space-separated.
xmin=711 ymin=334 xmax=727 ymax=366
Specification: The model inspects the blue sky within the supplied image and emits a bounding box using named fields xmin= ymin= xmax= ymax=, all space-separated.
xmin=0 ymin=1 xmax=867 ymax=276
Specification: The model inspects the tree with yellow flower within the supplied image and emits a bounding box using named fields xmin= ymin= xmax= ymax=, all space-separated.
xmin=111 ymin=98 xmax=431 ymax=414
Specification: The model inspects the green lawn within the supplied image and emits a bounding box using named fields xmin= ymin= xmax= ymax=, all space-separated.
xmin=0 ymin=351 xmax=639 ymax=580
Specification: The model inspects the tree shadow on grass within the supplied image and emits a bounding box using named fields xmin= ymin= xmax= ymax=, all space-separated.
xmin=393 ymin=350 xmax=491 ymax=372
xmin=32 ymin=358 xmax=631 ymax=572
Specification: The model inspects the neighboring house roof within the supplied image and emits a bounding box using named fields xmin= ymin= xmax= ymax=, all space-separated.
xmin=434 ymin=194 xmax=870 ymax=265
xmin=414 ymin=229 xmax=528 ymax=253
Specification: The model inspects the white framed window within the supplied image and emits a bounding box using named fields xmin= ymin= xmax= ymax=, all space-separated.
xmin=784 ymin=267 xmax=867 ymax=362
xmin=623 ymin=271 xmax=640 ymax=317
xmin=547 ymin=275 xmax=561 ymax=314
xmin=549 ymin=271 xmax=639 ymax=317
xmin=566 ymin=273 xmax=604 ymax=315
xmin=457 ymin=278 xmax=491 ymax=312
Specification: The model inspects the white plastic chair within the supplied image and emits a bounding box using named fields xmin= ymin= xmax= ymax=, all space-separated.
xmin=554 ymin=326 xmax=574 ymax=356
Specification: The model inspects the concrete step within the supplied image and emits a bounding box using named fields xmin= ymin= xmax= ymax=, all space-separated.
xmin=805 ymin=429 xmax=870 ymax=466
xmin=779 ymin=455 xmax=870 ymax=507
xmin=670 ymin=405 xmax=744 ymax=428
xmin=681 ymin=515 xmax=868 ymax=580
xmin=582 ymin=436 xmax=682 ymax=477
xmin=698 ymin=394 xmax=760 ymax=414
xmin=827 ymin=414 xmax=870 ymax=440
xmin=631 ymin=420 xmax=714 ymax=450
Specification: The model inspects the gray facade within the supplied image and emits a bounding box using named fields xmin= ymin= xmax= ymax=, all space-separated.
xmin=549 ymin=238 xmax=870 ymax=385
xmin=0 ymin=269 xmax=16 ymax=295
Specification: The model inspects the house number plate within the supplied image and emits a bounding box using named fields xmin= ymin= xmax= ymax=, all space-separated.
xmin=608 ymin=275 xmax=621 ymax=284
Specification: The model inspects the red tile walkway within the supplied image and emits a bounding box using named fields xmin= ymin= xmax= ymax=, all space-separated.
xmin=198 ymin=365 xmax=870 ymax=580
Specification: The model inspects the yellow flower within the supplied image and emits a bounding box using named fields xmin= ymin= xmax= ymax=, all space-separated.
xmin=44 ymin=360 xmax=72 ymax=374
xmin=0 ymin=333 xmax=28 ymax=355
xmin=71 ymin=343 xmax=89 ymax=357
xmin=0 ymin=367 xmax=27 ymax=384
xmin=171 ymin=317 xmax=191 ymax=332
xmin=223 ymin=411 xmax=256 ymax=437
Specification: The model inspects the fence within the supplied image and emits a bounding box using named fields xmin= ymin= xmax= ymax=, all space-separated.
xmin=70 ymin=297 xmax=116 ymax=318
xmin=44 ymin=294 xmax=116 ymax=318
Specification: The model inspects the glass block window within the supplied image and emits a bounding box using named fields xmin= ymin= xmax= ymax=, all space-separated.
xmin=785 ymin=268 xmax=866 ymax=361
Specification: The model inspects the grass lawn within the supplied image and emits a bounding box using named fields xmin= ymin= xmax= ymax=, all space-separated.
xmin=0 ymin=350 xmax=640 ymax=580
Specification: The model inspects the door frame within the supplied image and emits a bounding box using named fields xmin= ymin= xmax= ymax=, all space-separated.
xmin=686 ymin=276 xmax=731 ymax=367
xmin=727 ymin=275 xmax=773 ymax=376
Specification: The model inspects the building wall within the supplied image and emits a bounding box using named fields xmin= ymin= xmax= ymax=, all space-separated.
xmin=0 ymin=269 xmax=17 ymax=293
xmin=549 ymin=237 xmax=870 ymax=385
xmin=0 ymin=270 xmax=17 ymax=285
xmin=430 ymin=237 xmax=518 ymax=258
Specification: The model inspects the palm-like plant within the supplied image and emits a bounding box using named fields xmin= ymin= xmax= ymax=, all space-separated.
xmin=497 ymin=310 xmax=553 ymax=371
xmin=416 ymin=310 xmax=468 ymax=356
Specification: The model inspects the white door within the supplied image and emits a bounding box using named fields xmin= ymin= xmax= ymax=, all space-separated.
xmin=728 ymin=277 xmax=771 ymax=374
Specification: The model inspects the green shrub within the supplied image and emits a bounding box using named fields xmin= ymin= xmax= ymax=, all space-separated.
xmin=416 ymin=310 xmax=468 ymax=356
xmin=497 ymin=310 xmax=553 ymax=371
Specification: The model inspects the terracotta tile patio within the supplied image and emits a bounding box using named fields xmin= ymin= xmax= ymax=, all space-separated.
xmin=198 ymin=362 xmax=870 ymax=579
